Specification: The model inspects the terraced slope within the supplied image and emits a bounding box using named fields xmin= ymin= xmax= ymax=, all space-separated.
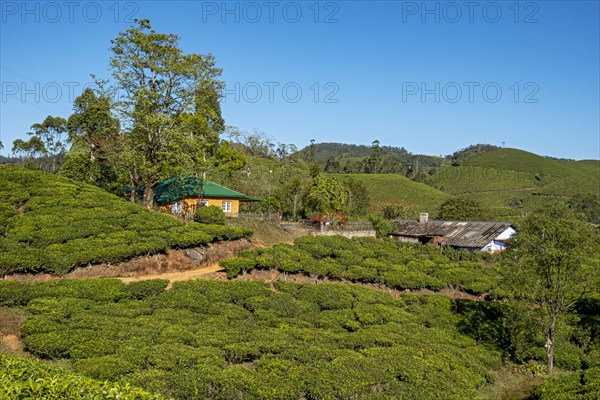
xmin=536 ymin=170 xmax=600 ymax=197
xmin=0 ymin=166 xmax=250 ymax=276
xmin=425 ymin=149 xmax=598 ymax=219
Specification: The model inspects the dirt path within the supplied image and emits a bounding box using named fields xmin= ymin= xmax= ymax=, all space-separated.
xmin=118 ymin=264 xmax=225 ymax=288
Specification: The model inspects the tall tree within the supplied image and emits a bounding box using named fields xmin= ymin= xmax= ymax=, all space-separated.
xmin=67 ymin=87 xmax=120 ymax=161
xmin=364 ymin=139 xmax=382 ymax=173
xmin=305 ymin=174 xmax=346 ymax=215
xmin=343 ymin=176 xmax=371 ymax=216
xmin=502 ymin=203 xmax=599 ymax=374
xmin=12 ymin=136 xmax=46 ymax=166
xmin=29 ymin=116 xmax=68 ymax=172
xmin=109 ymin=19 xmax=224 ymax=207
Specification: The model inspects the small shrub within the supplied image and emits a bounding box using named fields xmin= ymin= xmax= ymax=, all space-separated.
xmin=125 ymin=280 xmax=169 ymax=300
xmin=194 ymin=205 xmax=226 ymax=225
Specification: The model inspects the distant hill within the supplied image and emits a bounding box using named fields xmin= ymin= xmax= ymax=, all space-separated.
xmin=302 ymin=142 xmax=443 ymax=176
xmin=421 ymin=148 xmax=599 ymax=219
xmin=300 ymin=142 xmax=410 ymax=164
xmin=535 ymin=167 xmax=600 ymax=197
xmin=448 ymin=144 xmax=499 ymax=165
xmin=228 ymin=144 xmax=597 ymax=221
xmin=0 ymin=166 xmax=250 ymax=276
xmin=463 ymin=148 xmax=581 ymax=178
xmin=328 ymin=173 xmax=449 ymax=216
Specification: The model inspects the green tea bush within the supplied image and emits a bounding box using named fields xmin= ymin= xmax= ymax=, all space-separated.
xmin=125 ymin=280 xmax=169 ymax=300
xmin=530 ymin=367 xmax=600 ymax=400
xmin=6 ymin=278 xmax=503 ymax=399
xmin=0 ymin=354 xmax=164 ymax=399
xmin=220 ymin=236 xmax=501 ymax=294
xmin=194 ymin=205 xmax=226 ymax=225
xmin=0 ymin=166 xmax=251 ymax=275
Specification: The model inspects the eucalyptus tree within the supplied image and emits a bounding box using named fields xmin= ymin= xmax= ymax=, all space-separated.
xmin=28 ymin=116 xmax=68 ymax=172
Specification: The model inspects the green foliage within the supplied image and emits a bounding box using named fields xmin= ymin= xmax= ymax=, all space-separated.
xmin=109 ymin=19 xmax=225 ymax=208
xmin=380 ymin=199 xmax=418 ymax=220
xmin=454 ymin=300 xmax=544 ymax=363
xmin=125 ymin=280 xmax=169 ymax=300
xmin=221 ymin=235 xmax=501 ymax=294
xmin=343 ymin=176 xmax=371 ymax=216
xmin=501 ymin=202 xmax=600 ymax=373
xmin=530 ymin=367 xmax=600 ymax=400
xmin=13 ymin=115 xmax=69 ymax=173
xmin=60 ymin=153 xmax=117 ymax=189
xmin=2 ymin=278 xmax=502 ymax=399
xmin=305 ymin=174 xmax=346 ymax=214
xmin=367 ymin=215 xmax=402 ymax=237
xmin=0 ymin=166 xmax=250 ymax=275
xmin=568 ymin=193 xmax=600 ymax=224
xmin=194 ymin=205 xmax=226 ymax=225
xmin=0 ymin=354 xmax=164 ymax=399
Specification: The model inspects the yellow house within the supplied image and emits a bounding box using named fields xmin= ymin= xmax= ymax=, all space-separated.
xmin=154 ymin=176 xmax=261 ymax=216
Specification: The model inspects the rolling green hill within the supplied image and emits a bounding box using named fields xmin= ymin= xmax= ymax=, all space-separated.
xmin=0 ymin=166 xmax=251 ymax=276
xmin=536 ymin=170 xmax=600 ymax=197
xmin=328 ymin=173 xmax=450 ymax=215
xmin=426 ymin=166 xmax=543 ymax=195
xmin=421 ymin=149 xmax=599 ymax=219
xmin=423 ymin=165 xmax=542 ymax=219
xmin=463 ymin=148 xmax=581 ymax=178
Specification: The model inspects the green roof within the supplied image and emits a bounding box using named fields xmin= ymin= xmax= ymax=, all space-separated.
xmin=154 ymin=176 xmax=261 ymax=204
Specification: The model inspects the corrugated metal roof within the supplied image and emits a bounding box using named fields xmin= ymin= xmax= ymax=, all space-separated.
xmin=154 ymin=176 xmax=261 ymax=204
xmin=392 ymin=220 xmax=514 ymax=249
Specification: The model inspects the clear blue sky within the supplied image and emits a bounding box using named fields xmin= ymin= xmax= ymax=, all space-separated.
xmin=1 ymin=1 xmax=599 ymax=160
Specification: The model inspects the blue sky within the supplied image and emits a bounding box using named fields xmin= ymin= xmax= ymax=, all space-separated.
xmin=1 ymin=1 xmax=599 ymax=160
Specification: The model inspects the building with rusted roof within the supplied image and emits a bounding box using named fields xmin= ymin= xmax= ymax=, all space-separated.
xmin=390 ymin=213 xmax=516 ymax=252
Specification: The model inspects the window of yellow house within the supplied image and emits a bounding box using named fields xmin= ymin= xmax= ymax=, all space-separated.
xmin=171 ymin=201 xmax=182 ymax=214
xmin=222 ymin=200 xmax=232 ymax=213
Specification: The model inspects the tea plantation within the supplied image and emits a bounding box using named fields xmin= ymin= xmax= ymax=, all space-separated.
xmin=0 ymin=354 xmax=165 ymax=399
xmin=0 ymin=166 xmax=251 ymax=275
xmin=221 ymin=236 xmax=501 ymax=295
xmin=529 ymin=367 xmax=600 ymax=400
xmin=0 ymin=278 xmax=502 ymax=399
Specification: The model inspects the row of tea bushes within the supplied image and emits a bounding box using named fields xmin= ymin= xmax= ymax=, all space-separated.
xmin=0 ymin=166 xmax=251 ymax=275
xmin=1 ymin=278 xmax=502 ymax=399
xmin=221 ymin=235 xmax=500 ymax=294
xmin=0 ymin=354 xmax=165 ymax=399
xmin=530 ymin=367 xmax=600 ymax=400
